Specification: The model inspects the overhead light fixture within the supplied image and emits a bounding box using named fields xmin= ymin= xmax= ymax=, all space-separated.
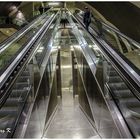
xmin=37 ymin=50 xmax=43 ymax=53
xmin=70 ymin=46 xmax=74 ymax=51
xmin=48 ymin=2 xmax=60 ymax=6
xmin=37 ymin=46 xmax=44 ymax=53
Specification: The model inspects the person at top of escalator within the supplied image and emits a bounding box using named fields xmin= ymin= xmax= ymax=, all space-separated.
xmin=39 ymin=5 xmax=44 ymax=14
xmin=83 ymin=7 xmax=91 ymax=31
xmin=61 ymin=9 xmax=67 ymax=28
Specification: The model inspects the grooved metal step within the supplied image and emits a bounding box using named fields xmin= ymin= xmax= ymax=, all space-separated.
xmin=0 ymin=107 xmax=18 ymax=118
xmin=4 ymin=98 xmax=22 ymax=107
xmin=114 ymin=89 xmax=133 ymax=98
xmin=21 ymin=71 xmax=30 ymax=76
xmin=0 ymin=118 xmax=15 ymax=138
xmin=109 ymin=82 xmax=128 ymax=90
xmin=124 ymin=98 xmax=140 ymax=108
xmin=109 ymin=76 xmax=123 ymax=83
xmin=17 ymin=77 xmax=29 ymax=82
xmin=13 ymin=82 xmax=29 ymax=89
xmin=108 ymin=70 xmax=118 ymax=76
xmin=11 ymin=89 xmax=28 ymax=98
xmin=129 ymin=107 xmax=140 ymax=117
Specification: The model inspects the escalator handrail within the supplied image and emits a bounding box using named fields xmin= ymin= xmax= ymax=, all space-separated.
xmin=0 ymin=13 xmax=56 ymax=89
xmin=0 ymin=8 xmax=53 ymax=54
xmin=72 ymin=13 xmax=140 ymax=100
xmin=77 ymin=13 xmax=140 ymax=49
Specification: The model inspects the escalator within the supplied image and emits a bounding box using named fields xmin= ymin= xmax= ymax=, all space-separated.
xmin=0 ymin=9 xmax=59 ymax=138
xmin=72 ymin=10 xmax=140 ymax=138
xmin=0 ymin=9 xmax=140 ymax=138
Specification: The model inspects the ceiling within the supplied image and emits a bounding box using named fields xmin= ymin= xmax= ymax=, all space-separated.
xmin=0 ymin=2 xmax=21 ymax=16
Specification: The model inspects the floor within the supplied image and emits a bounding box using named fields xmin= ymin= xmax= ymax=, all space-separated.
xmin=44 ymin=29 xmax=100 ymax=138
xmin=44 ymin=94 xmax=99 ymax=138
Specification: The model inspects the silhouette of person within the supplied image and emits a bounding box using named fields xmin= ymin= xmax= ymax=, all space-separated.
xmin=39 ymin=5 xmax=43 ymax=14
xmin=83 ymin=7 xmax=91 ymax=31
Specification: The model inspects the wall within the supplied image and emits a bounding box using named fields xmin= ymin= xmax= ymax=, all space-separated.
xmin=87 ymin=2 xmax=140 ymax=43
xmin=19 ymin=2 xmax=34 ymax=21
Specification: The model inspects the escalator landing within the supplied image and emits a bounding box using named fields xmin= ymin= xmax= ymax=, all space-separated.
xmin=43 ymin=90 xmax=100 ymax=139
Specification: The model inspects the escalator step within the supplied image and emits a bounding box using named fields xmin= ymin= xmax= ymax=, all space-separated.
xmin=129 ymin=107 xmax=140 ymax=117
xmin=109 ymin=76 xmax=123 ymax=83
xmin=107 ymin=65 xmax=117 ymax=70
xmin=114 ymin=89 xmax=133 ymax=98
xmin=0 ymin=119 xmax=14 ymax=138
xmin=126 ymin=117 xmax=140 ymax=137
xmin=11 ymin=89 xmax=28 ymax=98
xmin=17 ymin=77 xmax=29 ymax=82
xmin=109 ymin=70 xmax=118 ymax=76
xmin=107 ymin=65 xmax=114 ymax=70
xmin=109 ymin=82 xmax=128 ymax=90
xmin=21 ymin=71 xmax=30 ymax=76
xmin=4 ymin=98 xmax=22 ymax=107
xmin=13 ymin=82 xmax=29 ymax=89
xmin=0 ymin=107 xmax=18 ymax=118
xmin=0 ymin=119 xmax=14 ymax=128
xmin=20 ymin=75 xmax=30 ymax=79
xmin=120 ymin=98 xmax=140 ymax=107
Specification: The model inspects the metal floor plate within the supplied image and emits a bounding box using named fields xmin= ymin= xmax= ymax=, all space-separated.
xmin=44 ymin=91 xmax=100 ymax=139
